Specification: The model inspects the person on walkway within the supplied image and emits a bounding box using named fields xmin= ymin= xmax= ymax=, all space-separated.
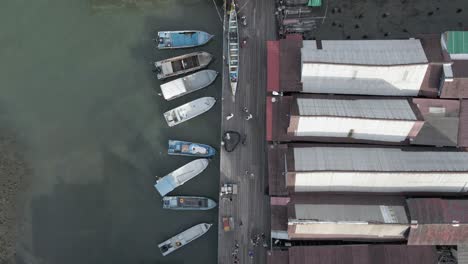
xmin=226 ymin=113 xmax=234 ymax=120
xmin=246 ymin=113 xmax=253 ymax=120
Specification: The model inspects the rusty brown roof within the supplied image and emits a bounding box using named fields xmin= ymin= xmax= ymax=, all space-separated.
xmin=268 ymin=144 xmax=289 ymax=196
xmin=271 ymin=204 xmax=288 ymax=231
xmin=417 ymin=34 xmax=451 ymax=63
xmin=408 ymin=224 xmax=468 ymax=245
xmin=407 ymin=198 xmax=468 ymax=224
xmin=453 ymin=60 xmax=468 ymax=77
xmin=288 ymin=245 xmax=438 ymax=264
xmin=440 ymin=61 xmax=468 ymax=98
xmin=407 ymin=198 xmax=468 ymax=245
xmin=280 ymin=34 xmax=302 ymax=92
xmin=268 ymin=250 xmax=289 ymax=264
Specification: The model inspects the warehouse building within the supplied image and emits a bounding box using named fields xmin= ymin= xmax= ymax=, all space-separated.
xmin=267 ymin=33 xmax=468 ymax=98
xmin=266 ymin=95 xmax=468 ymax=147
xmin=270 ymin=194 xmax=409 ymax=241
xmin=268 ymin=144 xmax=468 ymax=195
xmin=267 ymin=245 xmax=441 ymax=264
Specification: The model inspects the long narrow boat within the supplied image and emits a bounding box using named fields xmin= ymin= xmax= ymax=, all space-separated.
xmin=228 ymin=1 xmax=239 ymax=97
xmin=158 ymin=223 xmax=212 ymax=256
xmin=154 ymin=159 xmax=209 ymax=197
xmin=163 ymin=97 xmax=216 ymax=127
xmin=154 ymin=52 xmax=213 ymax=80
xmin=160 ymin=70 xmax=218 ymax=101
xmin=168 ymin=140 xmax=216 ymax=157
xmin=157 ymin=30 xmax=214 ymax=49
xmin=162 ymin=196 xmax=217 ymax=210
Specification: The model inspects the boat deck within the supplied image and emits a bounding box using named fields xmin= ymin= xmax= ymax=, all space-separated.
xmin=165 ymin=32 xmax=201 ymax=47
xmin=179 ymin=198 xmax=207 ymax=207
xmin=171 ymin=56 xmax=200 ymax=72
xmin=218 ymin=0 xmax=276 ymax=263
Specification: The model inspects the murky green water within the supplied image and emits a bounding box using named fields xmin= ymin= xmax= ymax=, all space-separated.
xmin=0 ymin=0 xmax=222 ymax=263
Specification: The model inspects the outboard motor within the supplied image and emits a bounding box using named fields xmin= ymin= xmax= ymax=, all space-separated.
xmin=241 ymin=16 xmax=247 ymax=26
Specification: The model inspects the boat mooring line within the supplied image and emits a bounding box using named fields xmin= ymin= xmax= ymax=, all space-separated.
xmin=212 ymin=0 xmax=223 ymax=24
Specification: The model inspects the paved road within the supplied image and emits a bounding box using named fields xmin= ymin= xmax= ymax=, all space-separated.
xmin=217 ymin=0 xmax=276 ymax=263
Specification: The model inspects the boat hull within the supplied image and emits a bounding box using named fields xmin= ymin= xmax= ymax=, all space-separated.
xmin=157 ymin=30 xmax=213 ymax=49
xmin=160 ymin=70 xmax=218 ymax=101
xmin=154 ymin=51 xmax=213 ymax=80
xmin=162 ymin=196 xmax=217 ymax=210
xmin=168 ymin=140 xmax=216 ymax=157
xmin=158 ymin=223 xmax=212 ymax=256
xmin=154 ymin=159 xmax=209 ymax=197
xmin=228 ymin=2 xmax=239 ymax=97
xmin=163 ymin=97 xmax=216 ymax=127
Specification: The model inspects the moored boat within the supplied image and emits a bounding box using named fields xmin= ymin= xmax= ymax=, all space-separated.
xmin=163 ymin=97 xmax=216 ymax=127
xmin=168 ymin=140 xmax=216 ymax=157
xmin=162 ymin=196 xmax=217 ymax=210
xmin=158 ymin=223 xmax=212 ymax=256
xmin=154 ymin=159 xmax=209 ymax=197
xmin=228 ymin=1 xmax=239 ymax=97
xmin=157 ymin=30 xmax=214 ymax=49
xmin=154 ymin=52 xmax=213 ymax=80
xmin=160 ymin=70 xmax=218 ymax=101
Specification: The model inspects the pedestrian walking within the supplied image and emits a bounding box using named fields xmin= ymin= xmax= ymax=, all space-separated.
xmin=243 ymin=107 xmax=249 ymax=112
xmin=226 ymin=113 xmax=234 ymax=120
xmin=246 ymin=113 xmax=253 ymax=120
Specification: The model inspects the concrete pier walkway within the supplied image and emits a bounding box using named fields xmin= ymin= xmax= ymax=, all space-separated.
xmin=217 ymin=0 xmax=276 ymax=263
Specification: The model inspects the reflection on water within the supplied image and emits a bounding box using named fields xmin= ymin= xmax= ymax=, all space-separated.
xmin=0 ymin=0 xmax=222 ymax=263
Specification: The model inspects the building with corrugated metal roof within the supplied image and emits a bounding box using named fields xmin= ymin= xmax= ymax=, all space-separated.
xmin=266 ymin=95 xmax=468 ymax=147
xmin=267 ymin=34 xmax=468 ymax=98
xmin=270 ymin=194 xmax=409 ymax=241
xmin=268 ymin=144 xmax=468 ymax=195
xmin=267 ymin=245 xmax=440 ymax=264
xmin=442 ymin=31 xmax=468 ymax=60
xmin=407 ymin=198 xmax=468 ymax=246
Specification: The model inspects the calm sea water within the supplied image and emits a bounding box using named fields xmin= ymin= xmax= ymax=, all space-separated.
xmin=0 ymin=0 xmax=222 ymax=263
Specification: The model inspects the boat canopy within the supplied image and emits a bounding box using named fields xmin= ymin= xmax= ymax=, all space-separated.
xmin=155 ymin=177 xmax=177 ymax=196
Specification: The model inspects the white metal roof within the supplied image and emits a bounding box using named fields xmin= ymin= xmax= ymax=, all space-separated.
xmin=293 ymin=204 xmax=408 ymax=223
xmin=302 ymin=39 xmax=428 ymax=65
xmin=293 ymin=147 xmax=468 ymax=172
xmin=296 ymin=98 xmax=417 ymax=120
xmin=300 ymin=63 xmax=428 ymax=96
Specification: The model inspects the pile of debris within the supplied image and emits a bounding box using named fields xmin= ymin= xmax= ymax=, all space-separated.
xmin=275 ymin=0 xmax=325 ymax=36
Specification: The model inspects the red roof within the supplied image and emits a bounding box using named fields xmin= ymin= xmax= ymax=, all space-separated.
xmin=407 ymin=198 xmax=468 ymax=224
xmin=268 ymin=250 xmax=289 ymax=264
xmin=408 ymin=224 xmax=468 ymax=245
xmin=267 ymin=41 xmax=280 ymax=92
xmin=288 ymin=245 xmax=438 ymax=264
xmin=407 ymin=198 xmax=468 ymax=245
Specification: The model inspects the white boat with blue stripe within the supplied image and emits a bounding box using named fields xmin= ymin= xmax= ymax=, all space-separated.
xmin=157 ymin=30 xmax=214 ymax=49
